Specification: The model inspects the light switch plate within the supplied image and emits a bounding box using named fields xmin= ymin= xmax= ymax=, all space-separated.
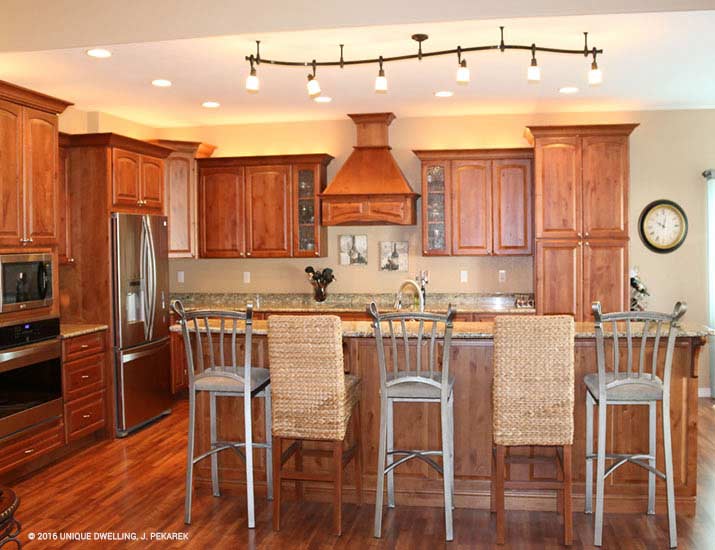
xmin=177 ymin=271 xmax=184 ymax=283
xmin=498 ymin=270 xmax=506 ymax=283
xmin=460 ymin=270 xmax=468 ymax=283
xmin=243 ymin=271 xmax=251 ymax=284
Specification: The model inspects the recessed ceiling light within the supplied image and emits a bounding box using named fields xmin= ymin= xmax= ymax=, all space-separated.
xmin=86 ymin=48 xmax=112 ymax=59
xmin=151 ymin=79 xmax=172 ymax=88
xmin=434 ymin=90 xmax=454 ymax=98
xmin=314 ymin=96 xmax=332 ymax=103
xmin=202 ymin=101 xmax=220 ymax=108
xmin=559 ymin=86 xmax=579 ymax=94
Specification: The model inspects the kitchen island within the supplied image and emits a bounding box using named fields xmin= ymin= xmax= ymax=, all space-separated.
xmin=170 ymin=320 xmax=709 ymax=515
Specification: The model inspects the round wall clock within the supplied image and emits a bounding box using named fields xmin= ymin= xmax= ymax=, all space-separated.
xmin=638 ymin=200 xmax=688 ymax=253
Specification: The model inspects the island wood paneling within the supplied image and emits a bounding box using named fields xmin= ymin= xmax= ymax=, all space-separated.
xmin=184 ymin=332 xmax=702 ymax=515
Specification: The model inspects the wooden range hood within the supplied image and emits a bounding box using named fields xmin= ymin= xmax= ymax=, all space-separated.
xmin=320 ymin=113 xmax=419 ymax=225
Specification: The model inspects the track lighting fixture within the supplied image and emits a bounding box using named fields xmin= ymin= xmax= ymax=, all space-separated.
xmin=306 ymin=60 xmax=321 ymax=97
xmin=527 ymin=44 xmax=541 ymax=83
xmin=245 ymin=55 xmax=259 ymax=93
xmin=588 ymin=50 xmax=602 ymax=86
xmin=374 ymin=57 xmax=388 ymax=94
xmin=456 ymin=47 xmax=470 ymax=85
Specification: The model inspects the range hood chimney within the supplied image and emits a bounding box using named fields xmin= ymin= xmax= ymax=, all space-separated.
xmin=320 ymin=113 xmax=419 ymax=225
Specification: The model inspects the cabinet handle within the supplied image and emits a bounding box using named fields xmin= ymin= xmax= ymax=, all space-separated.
xmin=314 ymin=251 xmax=319 ymax=256
xmin=578 ymin=242 xmax=582 ymax=247
xmin=585 ymin=242 xmax=590 ymax=247
xmin=68 ymin=258 xmax=76 ymax=263
xmin=80 ymin=344 xmax=89 ymax=349
xmin=577 ymin=233 xmax=583 ymax=238
xmin=246 ymin=252 xmax=251 ymax=256
xmin=81 ymin=374 xmax=90 ymax=379
xmin=24 ymin=448 xmax=34 ymax=454
xmin=585 ymin=232 xmax=590 ymax=237
xmin=82 ymin=414 xmax=92 ymax=419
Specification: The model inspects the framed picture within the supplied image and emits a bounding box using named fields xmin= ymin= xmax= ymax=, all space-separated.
xmin=380 ymin=241 xmax=408 ymax=272
xmin=339 ymin=235 xmax=368 ymax=266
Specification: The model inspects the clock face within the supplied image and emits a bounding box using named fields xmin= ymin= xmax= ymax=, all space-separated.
xmin=638 ymin=200 xmax=688 ymax=253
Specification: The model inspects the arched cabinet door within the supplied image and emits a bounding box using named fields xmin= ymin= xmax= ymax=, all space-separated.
xmin=140 ymin=156 xmax=164 ymax=211
xmin=0 ymin=100 xmax=23 ymax=246
xmin=112 ymin=148 xmax=141 ymax=209
xmin=451 ymin=160 xmax=492 ymax=255
xmin=24 ymin=107 xmax=59 ymax=245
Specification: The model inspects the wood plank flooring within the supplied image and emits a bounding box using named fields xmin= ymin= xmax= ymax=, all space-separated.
xmin=9 ymin=398 xmax=715 ymax=549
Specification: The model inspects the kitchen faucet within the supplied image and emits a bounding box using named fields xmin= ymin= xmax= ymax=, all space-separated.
xmin=394 ymin=270 xmax=429 ymax=312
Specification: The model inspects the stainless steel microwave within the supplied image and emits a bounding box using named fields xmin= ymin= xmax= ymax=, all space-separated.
xmin=0 ymin=253 xmax=53 ymax=313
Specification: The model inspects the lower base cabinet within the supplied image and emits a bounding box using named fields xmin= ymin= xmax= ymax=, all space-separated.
xmin=0 ymin=419 xmax=66 ymax=476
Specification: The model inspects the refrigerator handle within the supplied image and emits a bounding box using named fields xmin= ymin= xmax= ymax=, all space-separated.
xmin=147 ymin=216 xmax=158 ymax=340
xmin=141 ymin=217 xmax=152 ymax=341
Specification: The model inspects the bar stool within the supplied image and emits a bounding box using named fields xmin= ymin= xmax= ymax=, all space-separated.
xmin=267 ymin=315 xmax=362 ymax=536
xmin=172 ymin=300 xmax=272 ymax=529
xmin=586 ymin=301 xmax=686 ymax=548
xmin=491 ymin=315 xmax=575 ymax=546
xmin=367 ymin=303 xmax=457 ymax=541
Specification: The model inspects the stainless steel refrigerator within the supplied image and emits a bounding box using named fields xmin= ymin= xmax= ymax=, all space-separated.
xmin=112 ymin=213 xmax=172 ymax=437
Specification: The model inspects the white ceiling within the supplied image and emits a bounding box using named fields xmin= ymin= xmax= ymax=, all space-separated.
xmin=1 ymin=11 xmax=714 ymax=127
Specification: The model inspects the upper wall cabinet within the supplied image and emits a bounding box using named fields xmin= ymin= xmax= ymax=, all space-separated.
xmin=197 ymin=155 xmax=332 ymax=259
xmin=527 ymin=125 xmax=636 ymax=241
xmin=414 ymin=149 xmax=533 ymax=257
xmin=0 ymin=81 xmax=71 ymax=248
xmin=65 ymin=134 xmax=172 ymax=215
xmin=150 ymin=140 xmax=216 ymax=258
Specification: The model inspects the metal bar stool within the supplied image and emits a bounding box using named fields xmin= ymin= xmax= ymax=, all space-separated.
xmin=491 ymin=315 xmax=575 ymax=546
xmin=267 ymin=315 xmax=362 ymax=536
xmin=586 ymin=301 xmax=686 ymax=548
xmin=172 ymin=300 xmax=272 ymax=529
xmin=367 ymin=302 xmax=457 ymax=541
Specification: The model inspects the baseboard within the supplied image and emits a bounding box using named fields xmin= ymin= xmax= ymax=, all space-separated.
xmin=698 ymin=387 xmax=712 ymax=398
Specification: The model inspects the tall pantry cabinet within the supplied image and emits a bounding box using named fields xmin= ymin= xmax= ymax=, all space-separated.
xmin=526 ymin=124 xmax=638 ymax=321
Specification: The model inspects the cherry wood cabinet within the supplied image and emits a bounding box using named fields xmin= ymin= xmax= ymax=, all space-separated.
xmin=150 ymin=140 xmax=216 ymax=258
xmin=245 ymin=165 xmax=291 ymax=258
xmin=527 ymin=124 xmax=637 ymax=321
xmin=414 ymin=149 xmax=533 ymax=256
xmin=111 ymin=147 xmax=166 ymax=212
xmin=139 ymin=156 xmax=164 ymax=211
xmin=0 ymin=83 xmax=70 ymax=248
xmin=196 ymin=154 xmax=332 ymax=259
xmin=58 ymin=134 xmax=74 ymax=264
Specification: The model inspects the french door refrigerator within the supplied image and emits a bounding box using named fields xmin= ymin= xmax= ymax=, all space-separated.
xmin=112 ymin=213 xmax=172 ymax=437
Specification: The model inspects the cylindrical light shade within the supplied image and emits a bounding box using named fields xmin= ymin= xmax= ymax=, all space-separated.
xmin=527 ymin=59 xmax=541 ymax=83
xmin=456 ymin=61 xmax=470 ymax=85
xmin=245 ymin=69 xmax=259 ymax=93
xmin=588 ymin=61 xmax=603 ymax=86
xmin=375 ymin=69 xmax=388 ymax=94
xmin=307 ymin=76 xmax=321 ymax=97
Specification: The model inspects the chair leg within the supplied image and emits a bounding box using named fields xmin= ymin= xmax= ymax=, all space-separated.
xmin=448 ymin=394 xmax=455 ymax=510
xmin=386 ymin=399 xmax=395 ymax=508
xmin=562 ymin=445 xmax=573 ymax=546
xmin=594 ymin=401 xmax=608 ymax=547
xmin=184 ymin=389 xmax=196 ymax=525
xmin=265 ymin=387 xmax=274 ymax=501
xmin=490 ymin=448 xmax=496 ymax=513
xmin=244 ymin=394 xmax=256 ymax=529
xmin=585 ymin=392 xmax=594 ymax=514
xmin=647 ymin=400 xmax=656 ymax=515
xmin=441 ymin=396 xmax=454 ymax=541
xmin=295 ymin=440 xmax=304 ymax=501
xmin=662 ymin=398 xmax=678 ymax=548
xmin=353 ymin=402 xmax=363 ymax=505
xmin=272 ymin=436 xmax=282 ymax=532
xmin=209 ymin=392 xmax=220 ymax=497
xmin=333 ymin=439 xmax=344 ymax=536
xmin=373 ymin=396 xmax=388 ymax=538
xmin=494 ymin=445 xmax=506 ymax=545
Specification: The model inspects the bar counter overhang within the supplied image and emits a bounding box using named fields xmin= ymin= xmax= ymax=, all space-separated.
xmin=170 ymin=320 xmax=709 ymax=515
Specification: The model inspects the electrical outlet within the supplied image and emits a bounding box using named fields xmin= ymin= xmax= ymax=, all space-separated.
xmin=498 ymin=270 xmax=506 ymax=283
xmin=460 ymin=270 xmax=468 ymax=283
xmin=243 ymin=271 xmax=251 ymax=284
xmin=177 ymin=271 xmax=184 ymax=283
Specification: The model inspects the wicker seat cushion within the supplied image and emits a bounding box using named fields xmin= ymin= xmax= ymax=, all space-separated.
xmin=493 ymin=315 xmax=575 ymax=447
xmin=584 ymin=372 xmax=664 ymax=402
xmin=385 ymin=371 xmax=454 ymax=399
xmin=194 ymin=367 xmax=270 ymax=393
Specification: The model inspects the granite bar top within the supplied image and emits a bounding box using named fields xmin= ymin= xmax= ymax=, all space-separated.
xmin=60 ymin=323 xmax=109 ymax=339
xmin=170 ymin=292 xmax=536 ymax=315
xmin=170 ymin=319 xmax=712 ymax=339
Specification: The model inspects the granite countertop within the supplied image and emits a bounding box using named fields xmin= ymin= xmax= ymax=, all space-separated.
xmin=60 ymin=323 xmax=109 ymax=339
xmin=170 ymin=319 xmax=713 ymax=339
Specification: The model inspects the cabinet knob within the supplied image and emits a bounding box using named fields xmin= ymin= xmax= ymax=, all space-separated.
xmin=577 ymin=233 xmax=583 ymax=238
xmin=246 ymin=252 xmax=251 ymax=256
xmin=69 ymin=257 xmax=75 ymax=263
xmin=585 ymin=232 xmax=590 ymax=237
xmin=585 ymin=242 xmax=590 ymax=247
xmin=314 ymin=251 xmax=319 ymax=256
xmin=578 ymin=242 xmax=582 ymax=247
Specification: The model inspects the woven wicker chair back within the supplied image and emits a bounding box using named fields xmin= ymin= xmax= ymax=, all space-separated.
xmin=493 ymin=315 xmax=575 ymax=446
xmin=591 ymin=301 xmax=686 ymax=398
xmin=171 ymin=300 xmax=254 ymax=389
xmin=268 ymin=315 xmax=349 ymax=440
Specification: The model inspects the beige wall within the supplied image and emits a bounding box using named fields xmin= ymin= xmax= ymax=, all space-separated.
xmin=59 ymin=108 xmax=155 ymax=140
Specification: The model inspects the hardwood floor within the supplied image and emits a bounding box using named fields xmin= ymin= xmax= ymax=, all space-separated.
xmin=9 ymin=398 xmax=715 ymax=549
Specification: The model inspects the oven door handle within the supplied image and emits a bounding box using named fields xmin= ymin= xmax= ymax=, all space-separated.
xmin=0 ymin=339 xmax=61 ymax=375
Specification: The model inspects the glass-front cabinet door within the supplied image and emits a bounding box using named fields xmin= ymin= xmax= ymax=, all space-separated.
xmin=292 ymin=164 xmax=325 ymax=257
xmin=421 ymin=162 xmax=451 ymax=255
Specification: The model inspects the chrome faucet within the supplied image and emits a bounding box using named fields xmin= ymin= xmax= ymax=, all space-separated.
xmin=394 ymin=271 xmax=429 ymax=312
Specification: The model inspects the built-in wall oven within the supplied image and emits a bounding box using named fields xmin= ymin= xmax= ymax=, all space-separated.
xmin=0 ymin=253 xmax=53 ymax=313
xmin=0 ymin=318 xmax=62 ymax=439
